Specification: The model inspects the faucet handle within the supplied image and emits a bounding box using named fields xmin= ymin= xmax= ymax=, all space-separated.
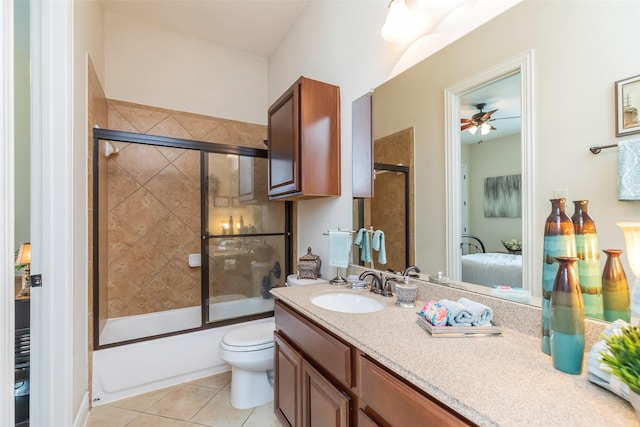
xmin=381 ymin=277 xmax=395 ymax=297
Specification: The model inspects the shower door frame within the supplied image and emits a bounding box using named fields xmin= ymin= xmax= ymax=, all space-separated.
xmin=92 ymin=128 xmax=292 ymax=350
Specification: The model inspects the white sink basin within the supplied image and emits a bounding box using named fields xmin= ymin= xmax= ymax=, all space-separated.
xmin=310 ymin=292 xmax=384 ymax=313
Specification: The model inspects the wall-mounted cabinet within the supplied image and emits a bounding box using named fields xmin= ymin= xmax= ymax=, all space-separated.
xmin=352 ymin=92 xmax=374 ymax=198
xmin=267 ymin=77 xmax=341 ymax=200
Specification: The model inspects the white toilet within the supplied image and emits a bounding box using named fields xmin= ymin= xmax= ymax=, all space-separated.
xmin=218 ymin=274 xmax=329 ymax=409
xmin=219 ymin=320 xmax=276 ymax=409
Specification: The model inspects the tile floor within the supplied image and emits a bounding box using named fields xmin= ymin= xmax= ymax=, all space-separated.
xmin=87 ymin=371 xmax=282 ymax=427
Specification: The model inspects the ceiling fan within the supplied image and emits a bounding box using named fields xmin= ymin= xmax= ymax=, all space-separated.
xmin=460 ymin=103 xmax=498 ymax=135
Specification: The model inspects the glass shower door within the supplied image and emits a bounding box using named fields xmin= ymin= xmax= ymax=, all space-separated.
xmin=204 ymin=153 xmax=288 ymax=324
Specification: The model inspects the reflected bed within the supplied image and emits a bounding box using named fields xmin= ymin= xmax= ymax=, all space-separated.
xmin=461 ymin=252 xmax=522 ymax=288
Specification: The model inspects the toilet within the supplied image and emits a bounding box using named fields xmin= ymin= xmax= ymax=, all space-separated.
xmin=218 ymin=274 xmax=329 ymax=409
xmin=219 ymin=320 xmax=276 ymax=409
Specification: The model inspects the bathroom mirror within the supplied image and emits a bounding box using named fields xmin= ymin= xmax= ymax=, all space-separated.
xmin=354 ymin=0 xmax=640 ymax=321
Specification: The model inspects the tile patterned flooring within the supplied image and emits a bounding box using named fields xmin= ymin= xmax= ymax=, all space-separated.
xmin=87 ymin=372 xmax=282 ymax=427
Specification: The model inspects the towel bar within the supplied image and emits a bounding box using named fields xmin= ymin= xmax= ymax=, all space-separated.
xmin=589 ymin=143 xmax=618 ymax=154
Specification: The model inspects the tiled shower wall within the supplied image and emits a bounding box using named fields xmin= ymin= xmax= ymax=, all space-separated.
xmin=103 ymin=100 xmax=267 ymax=320
xmin=371 ymin=127 xmax=415 ymax=271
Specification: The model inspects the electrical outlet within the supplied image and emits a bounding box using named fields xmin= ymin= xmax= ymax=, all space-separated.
xmin=553 ymin=189 xmax=568 ymax=199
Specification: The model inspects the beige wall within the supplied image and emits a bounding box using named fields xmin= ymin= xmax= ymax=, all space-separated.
xmin=104 ymin=11 xmax=268 ymax=125
xmin=372 ymin=1 xmax=640 ymax=280
xmin=468 ymin=134 xmax=521 ymax=252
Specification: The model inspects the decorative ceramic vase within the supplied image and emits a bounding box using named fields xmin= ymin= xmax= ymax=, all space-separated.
xmin=602 ymin=249 xmax=631 ymax=322
xmin=617 ymin=222 xmax=640 ymax=323
xmin=571 ymin=200 xmax=603 ymax=320
xmin=541 ymin=198 xmax=577 ymax=355
xmin=550 ymin=256 xmax=585 ymax=374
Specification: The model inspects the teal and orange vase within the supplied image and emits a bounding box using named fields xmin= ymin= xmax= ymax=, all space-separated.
xmin=542 ymin=198 xmax=576 ymax=355
xmin=550 ymin=256 xmax=585 ymax=374
xmin=571 ymin=200 xmax=603 ymax=320
xmin=602 ymin=249 xmax=631 ymax=322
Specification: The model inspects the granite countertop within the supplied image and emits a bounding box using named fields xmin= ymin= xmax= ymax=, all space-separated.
xmin=271 ymin=283 xmax=638 ymax=427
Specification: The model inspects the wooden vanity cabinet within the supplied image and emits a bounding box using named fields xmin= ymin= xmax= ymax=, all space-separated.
xmin=358 ymin=354 xmax=475 ymax=426
xmin=267 ymin=76 xmax=341 ymax=200
xmin=274 ymin=301 xmax=353 ymax=427
xmin=274 ymin=299 xmax=476 ymax=427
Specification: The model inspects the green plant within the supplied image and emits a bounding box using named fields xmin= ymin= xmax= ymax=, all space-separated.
xmin=600 ymin=325 xmax=640 ymax=394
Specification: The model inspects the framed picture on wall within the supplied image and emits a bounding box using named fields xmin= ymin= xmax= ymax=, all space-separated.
xmin=615 ymin=74 xmax=640 ymax=136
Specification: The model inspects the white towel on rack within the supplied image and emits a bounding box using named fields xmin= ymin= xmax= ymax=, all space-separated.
xmin=328 ymin=231 xmax=352 ymax=268
xmin=617 ymin=138 xmax=640 ymax=201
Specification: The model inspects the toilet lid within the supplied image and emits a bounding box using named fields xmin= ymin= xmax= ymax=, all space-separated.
xmin=222 ymin=320 xmax=275 ymax=351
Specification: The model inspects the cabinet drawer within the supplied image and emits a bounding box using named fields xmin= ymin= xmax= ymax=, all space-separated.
xmin=359 ymin=355 xmax=474 ymax=426
xmin=275 ymin=301 xmax=352 ymax=388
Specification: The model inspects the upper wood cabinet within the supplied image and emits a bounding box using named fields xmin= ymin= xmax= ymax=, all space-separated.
xmin=352 ymin=92 xmax=374 ymax=198
xmin=267 ymin=77 xmax=341 ymax=200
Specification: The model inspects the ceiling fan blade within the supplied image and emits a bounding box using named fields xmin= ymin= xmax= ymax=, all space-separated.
xmin=461 ymin=123 xmax=473 ymax=131
xmin=488 ymin=115 xmax=521 ymax=122
xmin=480 ymin=109 xmax=498 ymax=122
xmin=461 ymin=118 xmax=471 ymax=123
xmin=489 ymin=124 xmax=497 ymax=131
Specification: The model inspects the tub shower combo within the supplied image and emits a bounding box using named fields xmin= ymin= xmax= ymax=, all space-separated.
xmin=91 ymin=129 xmax=291 ymax=404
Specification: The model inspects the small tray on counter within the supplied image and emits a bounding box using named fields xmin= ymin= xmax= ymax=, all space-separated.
xmin=415 ymin=316 xmax=502 ymax=337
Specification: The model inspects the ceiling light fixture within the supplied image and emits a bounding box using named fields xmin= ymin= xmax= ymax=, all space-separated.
xmin=381 ymin=0 xmax=418 ymax=43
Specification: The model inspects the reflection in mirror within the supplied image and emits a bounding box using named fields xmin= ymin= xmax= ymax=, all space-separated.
xmin=353 ymin=128 xmax=413 ymax=273
xmin=354 ymin=1 xmax=640 ymax=324
xmin=453 ymin=70 xmax=526 ymax=295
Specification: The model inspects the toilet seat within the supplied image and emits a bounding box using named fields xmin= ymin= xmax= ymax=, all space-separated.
xmin=220 ymin=321 xmax=275 ymax=352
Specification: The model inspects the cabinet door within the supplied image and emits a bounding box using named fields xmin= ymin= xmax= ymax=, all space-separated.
xmin=268 ymin=83 xmax=299 ymax=197
xmin=359 ymin=355 xmax=472 ymax=426
xmin=275 ymin=331 xmax=303 ymax=427
xmin=352 ymin=92 xmax=373 ymax=198
xmin=302 ymin=360 xmax=350 ymax=427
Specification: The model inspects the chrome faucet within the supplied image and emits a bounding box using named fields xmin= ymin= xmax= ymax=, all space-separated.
xmin=402 ymin=265 xmax=421 ymax=276
xmin=359 ymin=271 xmax=383 ymax=294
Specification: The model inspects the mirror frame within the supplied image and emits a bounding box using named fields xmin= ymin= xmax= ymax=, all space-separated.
xmin=444 ymin=50 xmax=536 ymax=296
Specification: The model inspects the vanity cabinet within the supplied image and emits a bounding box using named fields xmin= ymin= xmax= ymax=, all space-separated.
xmin=274 ymin=301 xmax=353 ymax=427
xmin=358 ymin=354 xmax=473 ymax=426
xmin=267 ymin=76 xmax=341 ymax=201
xmin=274 ymin=300 xmax=475 ymax=427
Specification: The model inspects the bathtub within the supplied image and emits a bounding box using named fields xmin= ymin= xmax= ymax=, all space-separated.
xmin=92 ymin=297 xmax=275 ymax=405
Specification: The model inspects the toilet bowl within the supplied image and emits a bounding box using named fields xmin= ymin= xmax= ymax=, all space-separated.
xmin=218 ymin=320 xmax=276 ymax=409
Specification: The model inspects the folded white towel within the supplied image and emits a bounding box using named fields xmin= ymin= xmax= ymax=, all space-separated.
xmin=438 ymin=299 xmax=476 ymax=326
xmin=457 ymin=297 xmax=494 ymax=326
xmin=328 ymin=231 xmax=352 ymax=268
xmin=617 ymin=138 xmax=640 ymax=201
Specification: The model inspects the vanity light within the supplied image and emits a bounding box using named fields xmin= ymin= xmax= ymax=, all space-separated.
xmin=381 ymin=0 xmax=418 ymax=43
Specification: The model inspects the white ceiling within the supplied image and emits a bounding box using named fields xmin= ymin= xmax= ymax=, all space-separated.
xmin=101 ymin=0 xmax=310 ymax=57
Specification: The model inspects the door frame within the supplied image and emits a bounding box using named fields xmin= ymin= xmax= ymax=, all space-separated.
xmin=1 ymin=0 xmax=16 ymax=424
xmin=29 ymin=0 xmax=79 ymax=425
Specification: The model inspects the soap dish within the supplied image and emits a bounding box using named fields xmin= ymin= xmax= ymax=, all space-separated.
xmin=415 ymin=317 xmax=502 ymax=337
